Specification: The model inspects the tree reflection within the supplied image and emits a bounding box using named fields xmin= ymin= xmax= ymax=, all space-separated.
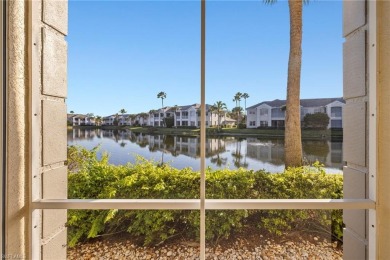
xmin=231 ymin=138 xmax=249 ymax=168
xmin=210 ymin=154 xmax=227 ymax=167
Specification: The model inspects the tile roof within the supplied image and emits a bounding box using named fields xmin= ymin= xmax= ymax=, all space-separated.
xmin=246 ymin=98 xmax=344 ymax=110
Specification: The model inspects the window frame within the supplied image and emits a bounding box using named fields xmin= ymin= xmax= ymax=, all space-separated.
xmin=0 ymin=0 xmax=5 ymax=255
xmin=28 ymin=0 xmax=378 ymax=259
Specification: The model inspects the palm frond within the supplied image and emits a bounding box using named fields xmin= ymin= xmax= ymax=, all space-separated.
xmin=264 ymin=0 xmax=277 ymax=5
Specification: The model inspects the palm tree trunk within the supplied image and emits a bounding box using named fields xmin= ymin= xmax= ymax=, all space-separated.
xmin=285 ymin=0 xmax=303 ymax=167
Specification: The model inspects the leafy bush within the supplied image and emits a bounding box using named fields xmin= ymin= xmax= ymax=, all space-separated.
xmin=163 ymin=116 xmax=175 ymax=128
xmin=303 ymin=112 xmax=330 ymax=129
xmin=237 ymin=123 xmax=246 ymax=129
xmin=175 ymin=126 xmax=198 ymax=129
xmin=67 ymin=146 xmax=343 ymax=247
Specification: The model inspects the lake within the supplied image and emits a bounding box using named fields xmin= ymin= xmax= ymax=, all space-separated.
xmin=67 ymin=128 xmax=343 ymax=173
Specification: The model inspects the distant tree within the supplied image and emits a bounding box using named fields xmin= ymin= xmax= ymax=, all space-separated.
xmin=127 ymin=114 xmax=137 ymax=125
xmin=157 ymin=92 xmax=167 ymax=126
xmin=95 ymin=116 xmax=102 ymax=126
xmin=157 ymin=91 xmax=167 ymax=108
xmin=214 ymin=101 xmax=227 ymax=128
xmin=70 ymin=110 xmax=74 ymax=114
xmin=303 ymin=113 xmax=329 ymax=129
xmin=163 ymin=116 xmax=175 ymax=128
xmin=231 ymin=106 xmax=243 ymax=120
xmin=117 ymin=109 xmax=127 ymax=126
xmin=242 ymin=93 xmax=250 ymax=113
xmin=233 ymin=92 xmax=243 ymax=123
xmin=233 ymin=92 xmax=242 ymax=108
xmin=86 ymin=113 xmax=94 ymax=117
xmin=113 ymin=113 xmax=119 ymax=126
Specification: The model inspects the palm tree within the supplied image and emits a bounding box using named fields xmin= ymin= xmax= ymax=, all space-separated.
xmin=127 ymin=114 xmax=136 ymax=126
xmin=139 ymin=112 xmax=149 ymax=126
xmin=113 ymin=113 xmax=119 ymax=126
xmin=213 ymin=101 xmax=227 ymax=128
xmin=232 ymin=106 xmax=243 ymax=121
xmin=157 ymin=92 xmax=167 ymax=126
xmin=119 ymin=109 xmax=127 ymax=126
xmin=242 ymin=93 xmax=249 ymax=113
xmin=265 ymin=0 xmax=303 ymax=167
xmin=233 ymin=92 xmax=243 ymax=123
xmin=233 ymin=92 xmax=242 ymax=108
xmin=157 ymin=91 xmax=167 ymax=108
xmin=95 ymin=116 xmax=102 ymax=126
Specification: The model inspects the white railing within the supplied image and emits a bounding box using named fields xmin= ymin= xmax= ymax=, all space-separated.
xmin=32 ymin=198 xmax=375 ymax=210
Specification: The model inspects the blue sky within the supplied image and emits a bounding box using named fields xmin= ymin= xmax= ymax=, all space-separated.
xmin=67 ymin=0 xmax=343 ymax=116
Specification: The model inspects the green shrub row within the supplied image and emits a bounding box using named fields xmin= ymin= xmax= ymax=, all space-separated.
xmin=67 ymin=146 xmax=343 ymax=247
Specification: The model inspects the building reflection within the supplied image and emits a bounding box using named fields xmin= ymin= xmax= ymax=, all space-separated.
xmin=68 ymin=129 xmax=343 ymax=170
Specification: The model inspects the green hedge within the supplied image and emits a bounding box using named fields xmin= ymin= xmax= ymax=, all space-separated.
xmin=67 ymin=146 xmax=343 ymax=247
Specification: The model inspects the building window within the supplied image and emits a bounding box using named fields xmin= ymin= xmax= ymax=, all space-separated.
xmin=331 ymin=119 xmax=342 ymax=128
xmin=331 ymin=107 xmax=342 ymax=117
xmin=249 ymin=121 xmax=256 ymax=126
xmin=260 ymin=108 xmax=268 ymax=116
xmin=260 ymin=121 xmax=268 ymax=127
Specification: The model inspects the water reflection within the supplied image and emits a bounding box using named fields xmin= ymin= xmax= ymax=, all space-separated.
xmin=68 ymin=129 xmax=343 ymax=173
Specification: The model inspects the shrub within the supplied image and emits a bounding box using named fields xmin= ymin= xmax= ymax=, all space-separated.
xmin=175 ymin=126 xmax=198 ymax=129
xmin=163 ymin=116 xmax=175 ymax=128
xmin=67 ymin=146 xmax=343 ymax=247
xmin=237 ymin=123 xmax=246 ymax=129
xmin=303 ymin=112 xmax=330 ymax=129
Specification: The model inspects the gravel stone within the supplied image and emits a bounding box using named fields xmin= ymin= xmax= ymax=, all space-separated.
xmin=68 ymin=237 xmax=342 ymax=260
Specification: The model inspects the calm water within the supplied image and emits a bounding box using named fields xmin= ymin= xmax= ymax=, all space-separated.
xmin=67 ymin=129 xmax=343 ymax=173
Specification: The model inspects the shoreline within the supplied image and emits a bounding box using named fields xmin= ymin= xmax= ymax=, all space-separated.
xmin=68 ymin=126 xmax=343 ymax=141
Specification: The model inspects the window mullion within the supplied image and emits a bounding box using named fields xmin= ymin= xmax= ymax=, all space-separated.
xmin=200 ymin=0 xmax=206 ymax=259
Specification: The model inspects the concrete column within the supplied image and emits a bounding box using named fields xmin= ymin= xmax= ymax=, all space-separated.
xmin=7 ymin=0 xmax=29 ymax=257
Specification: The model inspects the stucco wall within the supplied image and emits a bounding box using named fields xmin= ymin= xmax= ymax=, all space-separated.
xmin=7 ymin=0 xmax=29 ymax=257
xmin=7 ymin=0 xmax=68 ymax=258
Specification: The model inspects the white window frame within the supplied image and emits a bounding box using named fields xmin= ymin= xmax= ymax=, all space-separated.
xmin=28 ymin=0 xmax=378 ymax=259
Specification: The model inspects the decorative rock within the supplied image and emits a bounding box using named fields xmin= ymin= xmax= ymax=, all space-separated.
xmin=67 ymin=236 xmax=342 ymax=260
